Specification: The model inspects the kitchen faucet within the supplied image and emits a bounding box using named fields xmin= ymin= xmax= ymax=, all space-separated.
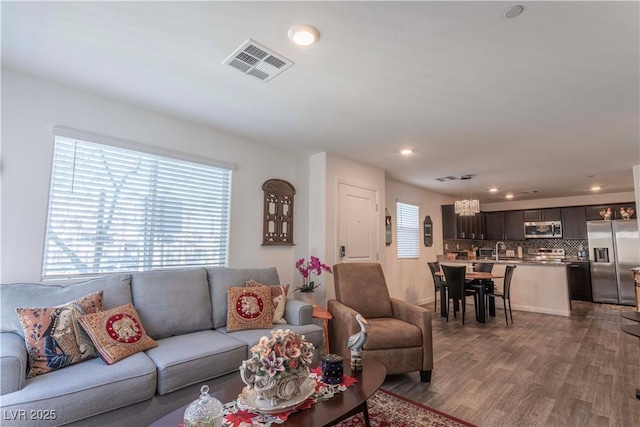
xmin=495 ymin=241 xmax=506 ymax=261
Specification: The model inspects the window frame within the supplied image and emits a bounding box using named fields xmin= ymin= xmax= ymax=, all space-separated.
xmin=396 ymin=200 xmax=420 ymax=259
xmin=42 ymin=128 xmax=235 ymax=280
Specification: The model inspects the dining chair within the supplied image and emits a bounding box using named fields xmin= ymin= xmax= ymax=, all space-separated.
xmin=473 ymin=262 xmax=495 ymax=292
xmin=474 ymin=262 xmax=494 ymax=273
xmin=486 ymin=265 xmax=517 ymax=325
xmin=427 ymin=261 xmax=444 ymax=311
xmin=441 ymin=265 xmax=478 ymax=324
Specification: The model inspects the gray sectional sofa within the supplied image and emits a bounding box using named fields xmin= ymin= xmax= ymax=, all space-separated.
xmin=0 ymin=267 xmax=324 ymax=426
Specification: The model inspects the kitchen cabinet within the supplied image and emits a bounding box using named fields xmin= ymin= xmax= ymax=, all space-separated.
xmin=585 ymin=203 xmax=636 ymax=221
xmin=442 ymin=204 xmax=456 ymax=240
xmin=614 ymin=202 xmax=636 ymax=220
xmin=485 ymin=211 xmax=524 ymax=240
xmin=442 ymin=204 xmax=485 ymax=240
xmin=456 ymin=212 xmax=485 ymax=240
xmin=566 ymin=262 xmax=592 ymax=301
xmin=562 ymin=207 xmax=587 ymax=239
xmin=504 ymin=210 xmax=525 ymax=240
xmin=485 ymin=211 xmax=504 ymax=240
xmin=585 ymin=205 xmax=614 ymax=221
xmin=523 ymin=208 xmax=562 ymax=222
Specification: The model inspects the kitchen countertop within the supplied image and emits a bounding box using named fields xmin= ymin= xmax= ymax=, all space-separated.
xmin=437 ymin=255 xmax=580 ymax=266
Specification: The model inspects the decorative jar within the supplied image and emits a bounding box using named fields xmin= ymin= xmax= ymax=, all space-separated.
xmin=183 ymin=385 xmax=223 ymax=427
xmin=321 ymin=353 xmax=343 ymax=385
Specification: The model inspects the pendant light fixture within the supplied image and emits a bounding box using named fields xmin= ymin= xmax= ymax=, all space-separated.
xmin=454 ymin=175 xmax=480 ymax=216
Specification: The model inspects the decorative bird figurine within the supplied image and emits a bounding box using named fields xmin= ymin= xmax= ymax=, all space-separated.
xmin=599 ymin=208 xmax=613 ymax=220
xmin=347 ymin=314 xmax=370 ymax=351
xmin=620 ymin=207 xmax=635 ymax=220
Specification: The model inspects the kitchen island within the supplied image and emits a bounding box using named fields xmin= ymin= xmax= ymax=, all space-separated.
xmin=438 ymin=258 xmax=571 ymax=317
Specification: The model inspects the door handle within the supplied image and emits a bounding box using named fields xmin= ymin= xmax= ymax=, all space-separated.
xmin=340 ymin=246 xmax=346 ymax=257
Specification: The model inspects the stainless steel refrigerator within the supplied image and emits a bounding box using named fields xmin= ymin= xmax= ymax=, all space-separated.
xmin=587 ymin=219 xmax=640 ymax=305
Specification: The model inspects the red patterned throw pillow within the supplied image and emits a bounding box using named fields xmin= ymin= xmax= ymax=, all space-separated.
xmin=226 ymin=286 xmax=273 ymax=332
xmin=16 ymin=291 xmax=103 ymax=378
xmin=245 ymin=279 xmax=290 ymax=324
xmin=78 ymin=303 xmax=157 ymax=365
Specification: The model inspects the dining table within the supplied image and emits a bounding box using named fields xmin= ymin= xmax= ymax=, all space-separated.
xmin=435 ymin=270 xmax=504 ymax=324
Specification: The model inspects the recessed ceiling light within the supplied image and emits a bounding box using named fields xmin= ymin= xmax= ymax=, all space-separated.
xmin=591 ymin=186 xmax=601 ymax=191
xmin=489 ymin=188 xmax=498 ymax=193
xmin=505 ymin=194 xmax=514 ymax=199
xmin=504 ymin=5 xmax=524 ymax=19
xmin=400 ymin=149 xmax=413 ymax=156
xmin=288 ymin=24 xmax=320 ymax=47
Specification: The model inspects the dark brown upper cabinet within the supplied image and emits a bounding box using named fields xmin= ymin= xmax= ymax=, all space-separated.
xmin=523 ymin=208 xmax=562 ymax=222
xmin=442 ymin=204 xmax=456 ymax=240
xmin=562 ymin=207 xmax=587 ymax=239
xmin=485 ymin=211 xmax=524 ymax=241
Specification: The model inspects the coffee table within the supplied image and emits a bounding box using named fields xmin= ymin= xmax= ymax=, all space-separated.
xmin=149 ymin=359 xmax=386 ymax=427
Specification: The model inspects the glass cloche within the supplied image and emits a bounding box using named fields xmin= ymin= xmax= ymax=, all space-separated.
xmin=183 ymin=385 xmax=223 ymax=427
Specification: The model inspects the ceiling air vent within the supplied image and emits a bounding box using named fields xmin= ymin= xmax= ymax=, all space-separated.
xmin=222 ymin=39 xmax=294 ymax=82
xmin=435 ymin=176 xmax=459 ymax=182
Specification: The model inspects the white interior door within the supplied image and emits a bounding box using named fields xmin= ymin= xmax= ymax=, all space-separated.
xmin=338 ymin=183 xmax=378 ymax=263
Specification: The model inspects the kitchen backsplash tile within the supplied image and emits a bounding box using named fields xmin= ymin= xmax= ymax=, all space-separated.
xmin=444 ymin=239 xmax=589 ymax=257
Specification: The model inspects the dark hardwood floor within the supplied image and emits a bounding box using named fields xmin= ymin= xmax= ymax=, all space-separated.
xmin=381 ymin=300 xmax=640 ymax=427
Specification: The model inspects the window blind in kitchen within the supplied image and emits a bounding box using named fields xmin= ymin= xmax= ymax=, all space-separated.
xmin=396 ymin=201 xmax=420 ymax=259
xmin=42 ymin=135 xmax=232 ymax=279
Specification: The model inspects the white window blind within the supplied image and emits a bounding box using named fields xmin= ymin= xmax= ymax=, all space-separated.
xmin=42 ymin=136 xmax=232 ymax=279
xmin=396 ymin=201 xmax=420 ymax=259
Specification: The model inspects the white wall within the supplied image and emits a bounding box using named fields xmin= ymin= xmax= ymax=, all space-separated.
xmin=384 ymin=178 xmax=455 ymax=305
xmin=0 ymin=69 xmax=306 ymax=284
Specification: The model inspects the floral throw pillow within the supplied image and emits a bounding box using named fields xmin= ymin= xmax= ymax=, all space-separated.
xmin=78 ymin=303 xmax=157 ymax=365
xmin=16 ymin=291 xmax=103 ymax=378
xmin=245 ymin=279 xmax=290 ymax=324
xmin=226 ymin=286 xmax=273 ymax=332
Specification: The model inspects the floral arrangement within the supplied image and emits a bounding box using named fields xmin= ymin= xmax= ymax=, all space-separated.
xmin=294 ymin=256 xmax=332 ymax=293
xmin=247 ymin=329 xmax=315 ymax=379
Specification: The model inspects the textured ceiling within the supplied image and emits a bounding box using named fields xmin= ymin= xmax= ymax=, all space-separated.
xmin=2 ymin=1 xmax=639 ymax=202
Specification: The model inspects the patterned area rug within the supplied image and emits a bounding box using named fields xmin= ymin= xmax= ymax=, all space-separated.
xmin=335 ymin=389 xmax=476 ymax=427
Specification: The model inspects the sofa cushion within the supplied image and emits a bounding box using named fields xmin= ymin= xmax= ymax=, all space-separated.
xmin=0 ymin=352 xmax=156 ymax=426
xmin=206 ymin=267 xmax=281 ymax=329
xmin=79 ymin=303 xmax=157 ymax=365
xmin=0 ymin=274 xmax=132 ymax=337
xmin=246 ymin=279 xmax=290 ymax=324
xmin=145 ymin=330 xmax=247 ymax=395
xmin=226 ymin=286 xmax=273 ymax=332
xmin=130 ymin=268 xmax=213 ymax=339
xmin=17 ymin=291 xmax=103 ymax=378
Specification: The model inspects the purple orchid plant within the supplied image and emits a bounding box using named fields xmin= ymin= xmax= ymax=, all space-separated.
xmin=294 ymin=256 xmax=332 ymax=293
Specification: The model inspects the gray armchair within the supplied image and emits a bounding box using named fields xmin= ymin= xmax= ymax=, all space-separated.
xmin=327 ymin=263 xmax=433 ymax=382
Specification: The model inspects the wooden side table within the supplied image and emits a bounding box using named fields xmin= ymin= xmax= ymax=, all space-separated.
xmin=312 ymin=305 xmax=333 ymax=353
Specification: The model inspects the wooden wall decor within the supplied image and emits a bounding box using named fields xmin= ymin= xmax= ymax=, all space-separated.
xmin=262 ymin=179 xmax=295 ymax=246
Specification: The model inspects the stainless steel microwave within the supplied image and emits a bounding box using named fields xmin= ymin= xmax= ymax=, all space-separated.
xmin=524 ymin=221 xmax=562 ymax=239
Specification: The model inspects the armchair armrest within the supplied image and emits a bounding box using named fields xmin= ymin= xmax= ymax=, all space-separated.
xmin=327 ymin=300 xmax=360 ymax=360
xmin=0 ymin=332 xmax=27 ymax=395
xmin=390 ymin=298 xmax=434 ymax=371
xmin=284 ymin=299 xmax=313 ymax=326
